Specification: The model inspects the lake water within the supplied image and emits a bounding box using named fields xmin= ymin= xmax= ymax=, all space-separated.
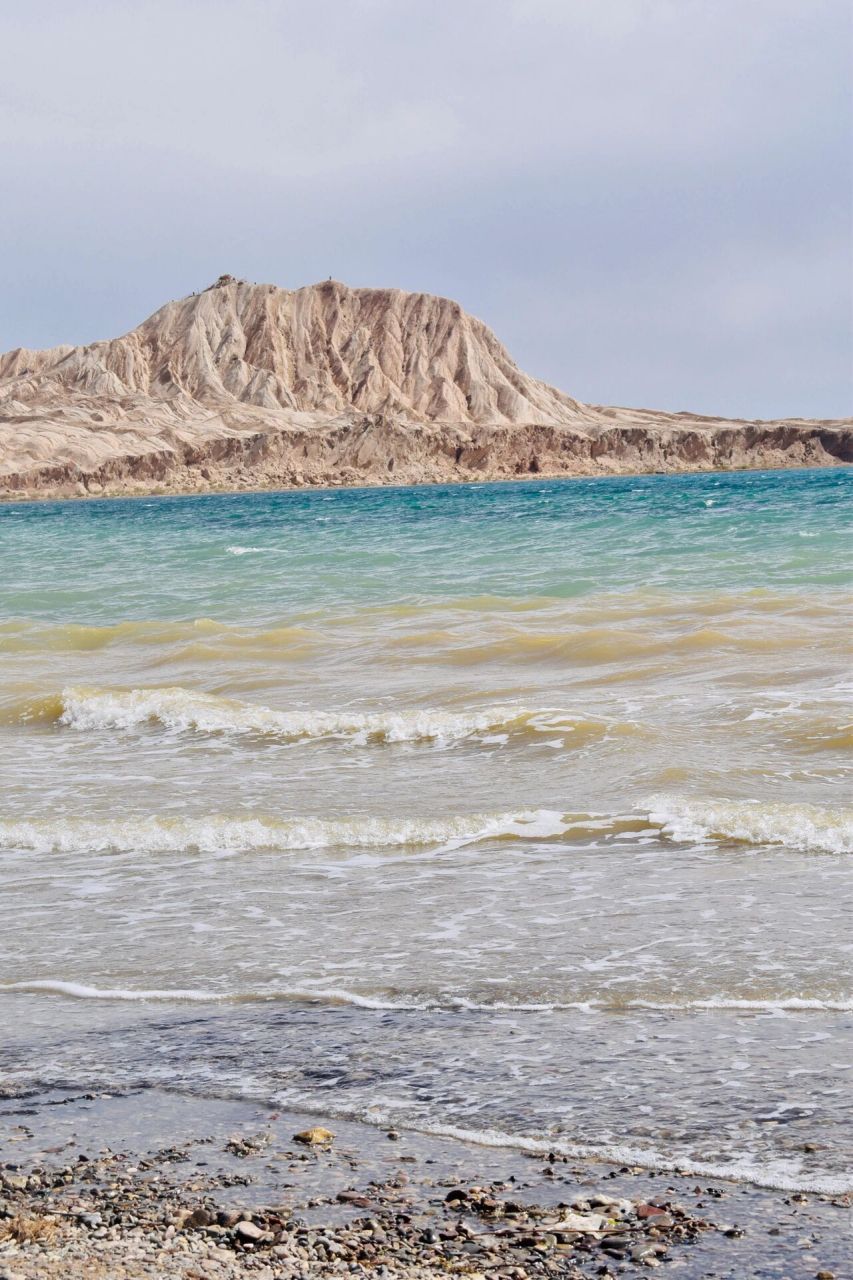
xmin=1 ymin=468 xmax=850 ymax=1193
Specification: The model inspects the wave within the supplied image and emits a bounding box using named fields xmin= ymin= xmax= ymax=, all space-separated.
xmin=2 ymin=588 xmax=848 ymax=658
xmin=23 ymin=686 xmax=633 ymax=746
xmin=0 ymin=809 xmax=576 ymax=856
xmin=4 ymin=980 xmax=850 ymax=1015
xmin=646 ymin=795 xmax=853 ymax=856
xmin=0 ymin=980 xmax=232 ymax=1003
xmin=0 ymin=692 xmax=66 ymax=725
xmin=10 ymin=687 xmax=851 ymax=756
xmin=781 ymin=717 xmax=853 ymax=753
xmin=0 ymin=798 xmax=849 ymax=857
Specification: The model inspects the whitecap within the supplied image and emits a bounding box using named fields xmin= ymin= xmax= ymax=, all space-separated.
xmin=646 ymin=794 xmax=853 ymax=856
xmin=56 ymin=686 xmax=622 ymax=746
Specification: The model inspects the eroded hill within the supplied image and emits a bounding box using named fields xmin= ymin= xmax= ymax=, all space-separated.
xmin=1 ymin=275 xmax=849 ymax=497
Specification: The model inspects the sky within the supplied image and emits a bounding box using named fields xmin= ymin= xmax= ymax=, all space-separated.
xmin=1 ymin=0 xmax=851 ymax=419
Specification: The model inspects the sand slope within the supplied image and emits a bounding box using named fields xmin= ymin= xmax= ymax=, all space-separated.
xmin=1 ymin=275 xmax=849 ymax=497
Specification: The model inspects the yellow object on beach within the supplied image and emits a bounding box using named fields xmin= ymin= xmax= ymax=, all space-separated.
xmin=294 ymin=1127 xmax=335 ymax=1146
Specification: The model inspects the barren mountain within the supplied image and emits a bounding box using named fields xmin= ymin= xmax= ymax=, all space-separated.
xmin=0 ymin=275 xmax=849 ymax=498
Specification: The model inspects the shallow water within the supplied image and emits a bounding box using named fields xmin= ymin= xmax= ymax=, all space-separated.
xmin=1 ymin=468 xmax=851 ymax=1192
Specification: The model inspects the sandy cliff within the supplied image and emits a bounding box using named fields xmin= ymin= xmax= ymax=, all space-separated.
xmin=1 ymin=275 xmax=849 ymax=498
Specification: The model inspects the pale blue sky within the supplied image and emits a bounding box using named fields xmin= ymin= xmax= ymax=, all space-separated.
xmin=1 ymin=0 xmax=851 ymax=418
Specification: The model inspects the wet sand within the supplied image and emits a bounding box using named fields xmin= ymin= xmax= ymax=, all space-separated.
xmin=0 ymin=1087 xmax=849 ymax=1279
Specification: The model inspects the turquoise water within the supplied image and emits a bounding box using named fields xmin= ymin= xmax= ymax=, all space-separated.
xmin=2 ymin=468 xmax=850 ymax=621
xmin=1 ymin=467 xmax=852 ymax=1194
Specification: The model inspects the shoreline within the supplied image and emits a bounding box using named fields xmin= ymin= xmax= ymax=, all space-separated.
xmin=1 ymin=1086 xmax=849 ymax=1278
xmin=0 ymin=454 xmax=848 ymax=507
xmin=3 ymin=990 xmax=852 ymax=1203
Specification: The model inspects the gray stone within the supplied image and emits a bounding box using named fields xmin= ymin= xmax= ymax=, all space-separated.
xmin=235 ymin=1218 xmax=268 ymax=1242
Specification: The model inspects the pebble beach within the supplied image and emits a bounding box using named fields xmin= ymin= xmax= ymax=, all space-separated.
xmin=1 ymin=1089 xmax=849 ymax=1279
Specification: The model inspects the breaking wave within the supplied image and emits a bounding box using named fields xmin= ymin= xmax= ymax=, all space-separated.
xmin=22 ymin=686 xmax=634 ymax=746
xmin=0 ymin=809 xmax=574 ymax=856
xmin=0 ymin=797 xmax=850 ymax=857
xmin=647 ymin=795 xmax=853 ymax=856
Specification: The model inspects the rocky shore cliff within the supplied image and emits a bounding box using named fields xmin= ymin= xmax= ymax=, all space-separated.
xmin=1 ymin=275 xmax=849 ymax=498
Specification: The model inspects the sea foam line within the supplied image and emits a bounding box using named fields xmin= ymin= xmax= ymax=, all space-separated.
xmin=3 ymin=980 xmax=851 ymax=1015
xmin=0 ymin=980 xmax=229 ymax=1003
xmin=365 ymin=1118 xmax=853 ymax=1196
xmin=227 ymin=1088 xmax=853 ymax=1194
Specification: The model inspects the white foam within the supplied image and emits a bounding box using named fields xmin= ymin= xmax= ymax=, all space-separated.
xmin=225 ymin=545 xmax=266 ymax=555
xmin=239 ymin=1092 xmax=853 ymax=1195
xmin=387 ymin=1120 xmax=853 ymax=1196
xmin=58 ymin=686 xmax=607 ymax=745
xmin=646 ymin=794 xmax=853 ymax=856
xmin=0 ymin=809 xmax=566 ymax=856
xmin=0 ymin=980 xmax=420 ymax=1009
xmin=0 ymin=979 xmax=227 ymax=1002
xmin=629 ymin=995 xmax=853 ymax=1013
xmin=4 ymin=980 xmax=850 ymax=1015
xmin=3 ymin=795 xmax=850 ymax=858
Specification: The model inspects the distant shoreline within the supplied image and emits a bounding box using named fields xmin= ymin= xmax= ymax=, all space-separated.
xmin=1 ymin=452 xmax=848 ymax=506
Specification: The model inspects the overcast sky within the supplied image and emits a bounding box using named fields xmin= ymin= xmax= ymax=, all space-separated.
xmin=1 ymin=0 xmax=850 ymax=418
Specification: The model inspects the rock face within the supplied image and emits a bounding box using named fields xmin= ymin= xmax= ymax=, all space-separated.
xmin=0 ymin=275 xmax=849 ymax=497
